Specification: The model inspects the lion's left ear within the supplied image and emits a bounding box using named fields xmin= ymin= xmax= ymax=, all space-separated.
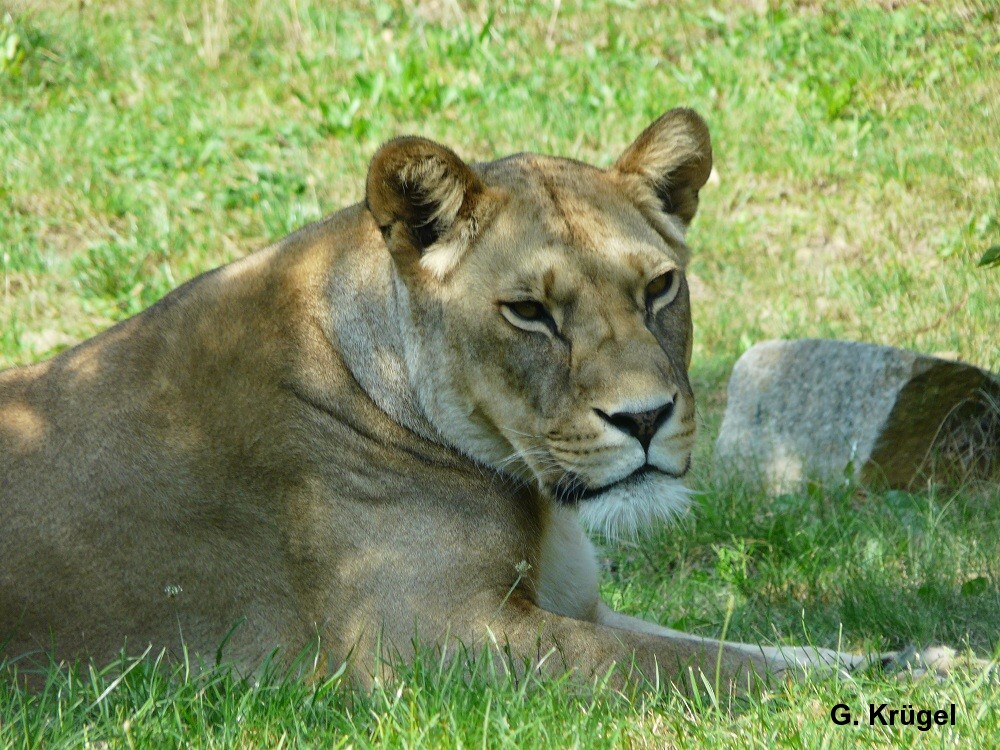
xmin=366 ymin=136 xmax=484 ymax=270
xmin=612 ymin=108 xmax=713 ymax=230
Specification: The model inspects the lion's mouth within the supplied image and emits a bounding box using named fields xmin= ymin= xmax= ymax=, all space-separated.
xmin=552 ymin=458 xmax=691 ymax=505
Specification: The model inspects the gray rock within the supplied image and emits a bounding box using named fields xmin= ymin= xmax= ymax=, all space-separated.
xmin=714 ymin=339 xmax=1000 ymax=491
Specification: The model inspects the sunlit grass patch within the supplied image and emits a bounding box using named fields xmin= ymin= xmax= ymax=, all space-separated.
xmin=3 ymin=640 xmax=998 ymax=748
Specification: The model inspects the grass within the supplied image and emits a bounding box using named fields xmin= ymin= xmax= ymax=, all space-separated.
xmin=2 ymin=647 xmax=997 ymax=748
xmin=2 ymin=0 xmax=999 ymax=747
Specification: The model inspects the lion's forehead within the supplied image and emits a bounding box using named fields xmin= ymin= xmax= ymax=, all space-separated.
xmin=468 ymin=156 xmax=688 ymax=298
xmin=486 ymin=245 xmax=657 ymax=307
xmin=468 ymin=230 xmax=685 ymax=317
xmin=491 ymin=157 xmax=661 ymax=237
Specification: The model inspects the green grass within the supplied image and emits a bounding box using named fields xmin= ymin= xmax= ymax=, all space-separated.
xmin=2 ymin=0 xmax=999 ymax=747
xmin=3 ymin=647 xmax=998 ymax=748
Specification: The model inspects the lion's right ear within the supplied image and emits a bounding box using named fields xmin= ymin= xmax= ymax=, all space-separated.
xmin=612 ymin=108 xmax=712 ymax=232
xmin=365 ymin=137 xmax=485 ymax=272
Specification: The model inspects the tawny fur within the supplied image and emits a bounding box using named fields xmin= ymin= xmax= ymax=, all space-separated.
xmin=0 ymin=110 xmax=950 ymax=693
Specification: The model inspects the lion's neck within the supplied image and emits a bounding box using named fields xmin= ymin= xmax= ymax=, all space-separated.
xmin=324 ymin=247 xmax=442 ymax=445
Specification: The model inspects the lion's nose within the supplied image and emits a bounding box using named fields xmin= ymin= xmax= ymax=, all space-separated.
xmin=595 ymin=401 xmax=674 ymax=453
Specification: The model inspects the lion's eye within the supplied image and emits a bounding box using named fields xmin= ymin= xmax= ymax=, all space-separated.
xmin=645 ymin=271 xmax=677 ymax=304
xmin=508 ymin=301 xmax=547 ymax=321
xmin=500 ymin=300 xmax=557 ymax=334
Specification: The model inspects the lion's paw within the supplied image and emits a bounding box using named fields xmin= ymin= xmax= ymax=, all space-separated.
xmin=880 ymin=645 xmax=994 ymax=680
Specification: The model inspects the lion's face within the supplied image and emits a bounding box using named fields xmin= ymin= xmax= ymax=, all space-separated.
xmin=366 ymin=110 xmax=712 ymax=538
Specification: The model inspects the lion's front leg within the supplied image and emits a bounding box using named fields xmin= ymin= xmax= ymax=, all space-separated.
xmin=595 ymin=603 xmax=877 ymax=680
xmin=447 ymin=593 xmax=779 ymax=696
xmin=596 ymin=604 xmax=993 ymax=682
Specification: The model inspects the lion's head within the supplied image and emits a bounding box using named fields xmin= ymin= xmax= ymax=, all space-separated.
xmin=365 ymin=109 xmax=712 ymax=538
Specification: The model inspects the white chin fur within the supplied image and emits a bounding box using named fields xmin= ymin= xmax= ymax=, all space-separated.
xmin=577 ymin=472 xmax=692 ymax=541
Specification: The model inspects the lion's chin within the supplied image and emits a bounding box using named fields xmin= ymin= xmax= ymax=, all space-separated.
xmin=577 ymin=470 xmax=692 ymax=541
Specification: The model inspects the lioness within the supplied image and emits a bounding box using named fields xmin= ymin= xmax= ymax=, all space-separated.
xmin=0 ymin=110 xmax=941 ymax=693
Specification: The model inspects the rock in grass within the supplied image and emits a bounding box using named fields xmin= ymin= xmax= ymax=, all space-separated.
xmin=714 ymin=339 xmax=1000 ymax=491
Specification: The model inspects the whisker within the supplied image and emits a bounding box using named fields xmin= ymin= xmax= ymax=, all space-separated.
xmin=496 ymin=425 xmax=546 ymax=440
